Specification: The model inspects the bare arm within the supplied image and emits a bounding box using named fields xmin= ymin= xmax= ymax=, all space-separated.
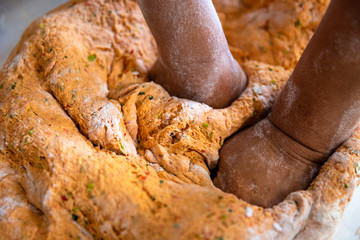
xmin=137 ymin=0 xmax=246 ymax=108
xmin=215 ymin=0 xmax=360 ymax=207
xmin=270 ymin=0 xmax=360 ymax=157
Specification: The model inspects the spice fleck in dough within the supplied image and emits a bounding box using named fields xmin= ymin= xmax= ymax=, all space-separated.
xmin=0 ymin=0 xmax=359 ymax=239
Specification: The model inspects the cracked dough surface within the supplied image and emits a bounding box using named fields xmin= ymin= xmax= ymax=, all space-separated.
xmin=0 ymin=0 xmax=359 ymax=239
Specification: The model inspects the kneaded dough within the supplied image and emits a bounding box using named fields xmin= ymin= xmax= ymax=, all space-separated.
xmin=0 ymin=0 xmax=359 ymax=239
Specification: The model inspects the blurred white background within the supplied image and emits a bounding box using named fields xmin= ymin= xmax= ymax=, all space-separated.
xmin=0 ymin=0 xmax=359 ymax=239
xmin=0 ymin=0 xmax=67 ymax=67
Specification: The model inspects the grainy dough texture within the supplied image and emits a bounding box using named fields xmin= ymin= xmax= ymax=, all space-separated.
xmin=0 ymin=0 xmax=359 ymax=239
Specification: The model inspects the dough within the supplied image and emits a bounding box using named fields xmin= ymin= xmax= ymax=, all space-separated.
xmin=0 ymin=0 xmax=358 ymax=239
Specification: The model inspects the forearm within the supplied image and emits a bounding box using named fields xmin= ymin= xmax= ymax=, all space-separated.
xmin=137 ymin=0 xmax=230 ymax=67
xmin=137 ymin=0 xmax=246 ymax=109
xmin=270 ymin=0 xmax=360 ymax=156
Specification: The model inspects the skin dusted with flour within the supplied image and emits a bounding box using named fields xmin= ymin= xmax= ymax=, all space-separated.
xmin=137 ymin=0 xmax=247 ymax=109
xmin=215 ymin=0 xmax=360 ymax=207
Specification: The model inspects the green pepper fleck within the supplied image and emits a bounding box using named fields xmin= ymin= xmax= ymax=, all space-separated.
xmin=72 ymin=214 xmax=78 ymax=221
xmin=202 ymin=122 xmax=209 ymax=128
xmin=28 ymin=128 xmax=34 ymax=136
xmin=11 ymin=82 xmax=17 ymax=89
xmin=88 ymin=54 xmax=96 ymax=62
xmin=209 ymin=131 xmax=214 ymax=139
xmin=86 ymin=183 xmax=95 ymax=193
xmin=138 ymin=91 xmax=145 ymax=95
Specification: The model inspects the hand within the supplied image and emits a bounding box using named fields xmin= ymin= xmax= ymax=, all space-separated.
xmin=214 ymin=118 xmax=323 ymax=207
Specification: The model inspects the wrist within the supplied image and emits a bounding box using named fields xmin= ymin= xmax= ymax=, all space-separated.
xmin=265 ymin=117 xmax=327 ymax=165
xmin=149 ymin=53 xmax=246 ymax=109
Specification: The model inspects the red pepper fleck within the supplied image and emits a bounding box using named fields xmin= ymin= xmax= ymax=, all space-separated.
xmin=124 ymin=133 xmax=126 ymax=136
xmin=84 ymin=68 xmax=88 ymax=73
xmin=146 ymin=172 xmax=150 ymax=175
xmin=63 ymin=128 xmax=69 ymax=133
xmin=61 ymin=195 xmax=68 ymax=201
xmin=201 ymin=150 xmax=205 ymax=153
xmin=66 ymin=104 xmax=70 ymax=108
xmin=130 ymin=49 xmax=134 ymax=54
xmin=41 ymin=53 xmax=46 ymax=56
xmin=140 ymin=176 xmax=146 ymax=180
xmin=126 ymin=154 xmax=129 ymax=156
